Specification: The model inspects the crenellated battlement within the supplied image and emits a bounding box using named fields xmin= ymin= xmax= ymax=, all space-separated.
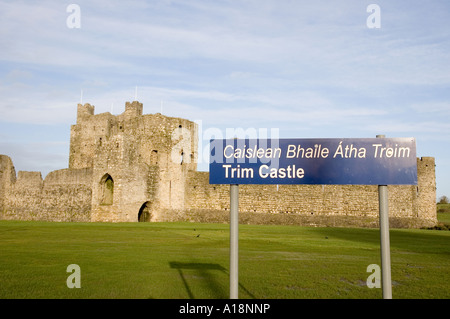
xmin=76 ymin=103 xmax=95 ymax=123
xmin=76 ymin=101 xmax=143 ymax=124
xmin=124 ymin=100 xmax=143 ymax=117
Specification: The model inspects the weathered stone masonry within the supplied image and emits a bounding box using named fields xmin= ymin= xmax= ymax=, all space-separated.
xmin=0 ymin=101 xmax=437 ymax=228
xmin=184 ymin=157 xmax=436 ymax=228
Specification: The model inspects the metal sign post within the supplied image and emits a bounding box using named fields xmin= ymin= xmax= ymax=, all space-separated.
xmin=377 ymin=135 xmax=392 ymax=299
xmin=230 ymin=184 xmax=239 ymax=299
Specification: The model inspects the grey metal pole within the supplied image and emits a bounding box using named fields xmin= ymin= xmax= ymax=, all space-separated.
xmin=230 ymin=184 xmax=239 ymax=299
xmin=377 ymin=134 xmax=392 ymax=299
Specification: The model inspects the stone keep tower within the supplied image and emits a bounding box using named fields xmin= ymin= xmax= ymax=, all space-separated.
xmin=69 ymin=101 xmax=198 ymax=222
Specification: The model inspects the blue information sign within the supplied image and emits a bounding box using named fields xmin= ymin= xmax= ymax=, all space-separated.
xmin=209 ymin=138 xmax=417 ymax=185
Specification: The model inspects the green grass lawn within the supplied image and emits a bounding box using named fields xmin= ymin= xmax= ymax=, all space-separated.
xmin=437 ymin=203 xmax=450 ymax=213
xmin=437 ymin=203 xmax=450 ymax=225
xmin=0 ymin=220 xmax=449 ymax=299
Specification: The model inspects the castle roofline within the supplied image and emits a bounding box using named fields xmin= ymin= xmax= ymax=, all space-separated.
xmin=76 ymin=100 xmax=196 ymax=125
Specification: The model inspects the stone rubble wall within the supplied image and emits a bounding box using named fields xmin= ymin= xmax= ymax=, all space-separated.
xmin=182 ymin=157 xmax=436 ymax=228
xmin=0 ymin=162 xmax=92 ymax=222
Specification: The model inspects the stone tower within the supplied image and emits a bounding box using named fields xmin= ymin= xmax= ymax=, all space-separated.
xmin=69 ymin=101 xmax=198 ymax=222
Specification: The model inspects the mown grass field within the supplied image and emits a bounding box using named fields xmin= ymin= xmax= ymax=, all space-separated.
xmin=0 ymin=220 xmax=449 ymax=299
xmin=437 ymin=203 xmax=450 ymax=225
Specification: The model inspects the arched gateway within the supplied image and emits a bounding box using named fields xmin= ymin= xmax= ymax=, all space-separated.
xmin=138 ymin=201 xmax=152 ymax=222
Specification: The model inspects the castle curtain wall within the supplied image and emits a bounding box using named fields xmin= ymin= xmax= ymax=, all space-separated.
xmin=0 ymin=101 xmax=437 ymax=227
xmin=0 ymin=164 xmax=92 ymax=222
xmin=183 ymin=157 xmax=436 ymax=228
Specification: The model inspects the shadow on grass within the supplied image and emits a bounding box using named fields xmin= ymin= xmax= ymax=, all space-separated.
xmin=169 ymin=261 xmax=256 ymax=299
xmin=314 ymin=226 xmax=450 ymax=254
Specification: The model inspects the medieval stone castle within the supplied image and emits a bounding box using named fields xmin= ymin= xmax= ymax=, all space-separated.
xmin=0 ymin=101 xmax=437 ymax=228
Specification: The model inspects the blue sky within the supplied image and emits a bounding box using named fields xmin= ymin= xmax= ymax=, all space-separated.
xmin=0 ymin=0 xmax=449 ymax=200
